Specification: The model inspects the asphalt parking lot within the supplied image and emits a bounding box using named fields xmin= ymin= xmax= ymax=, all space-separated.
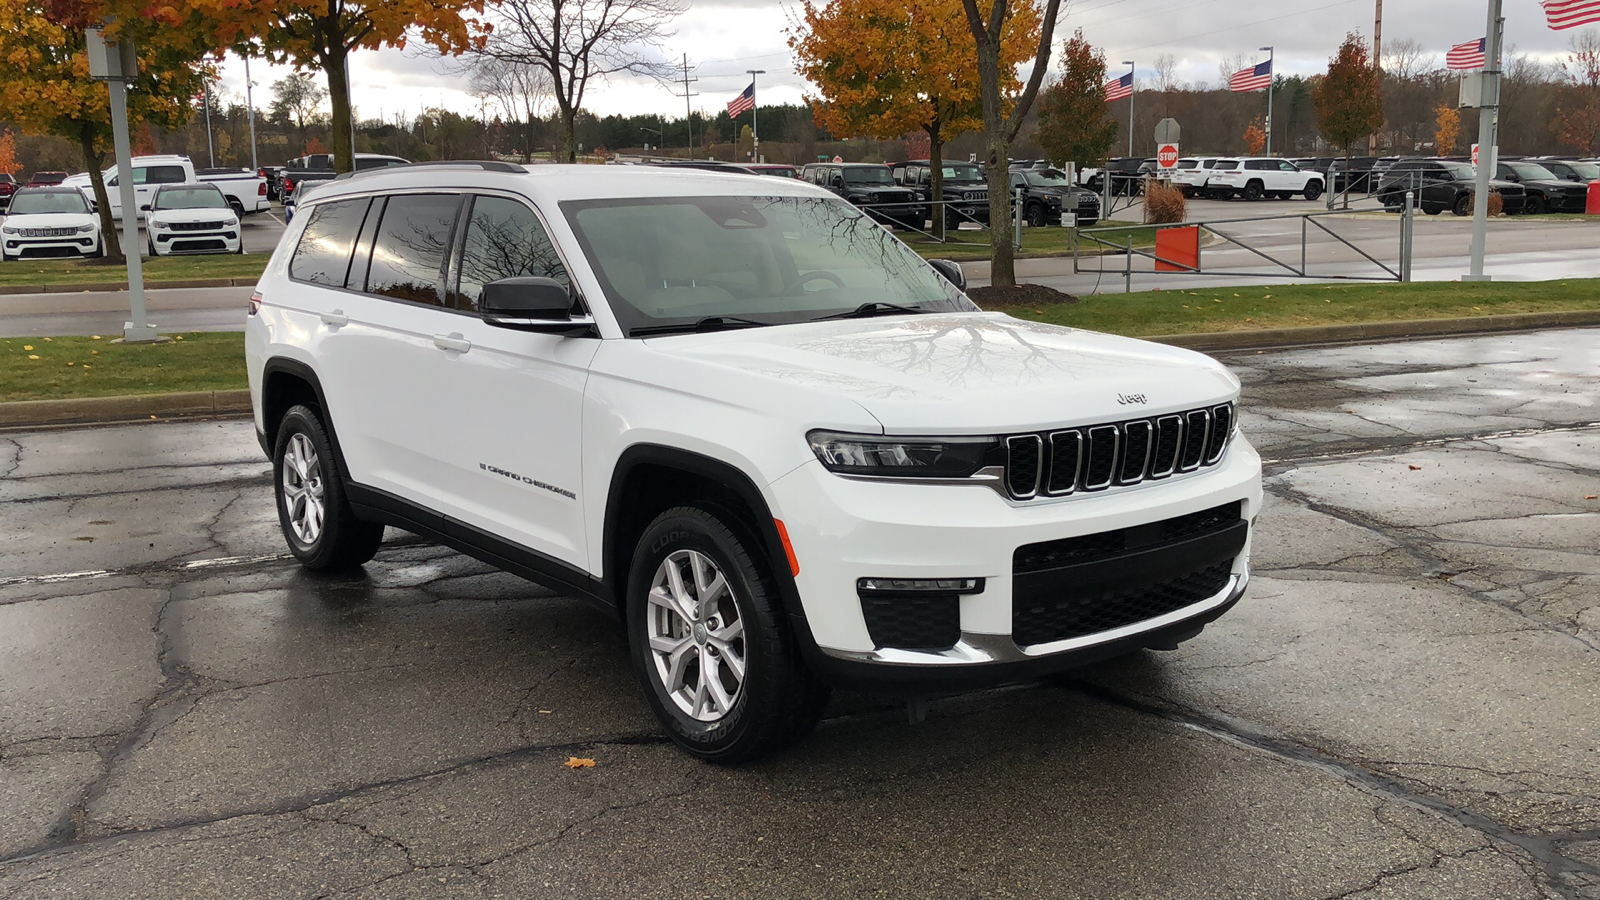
xmin=2 ymin=327 xmax=1597 ymax=898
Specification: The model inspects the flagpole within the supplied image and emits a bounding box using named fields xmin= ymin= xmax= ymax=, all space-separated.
xmin=1466 ymin=0 xmax=1503 ymax=281
xmin=1261 ymin=46 xmax=1275 ymax=156
xmin=1123 ymin=60 xmax=1135 ymax=157
xmin=747 ymin=69 xmax=764 ymax=163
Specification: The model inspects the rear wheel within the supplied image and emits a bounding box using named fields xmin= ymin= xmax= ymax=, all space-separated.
xmin=1242 ymin=181 xmax=1264 ymax=201
xmin=273 ymin=405 xmax=384 ymax=571
xmin=627 ymin=506 xmax=829 ymax=763
xmin=1425 ymin=206 xmax=1442 ymax=216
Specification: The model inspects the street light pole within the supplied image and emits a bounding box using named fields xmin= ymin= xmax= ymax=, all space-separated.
xmin=1466 ymin=0 xmax=1504 ymax=282
xmin=244 ymin=55 xmax=258 ymax=169
xmin=1261 ymin=46 xmax=1275 ymax=157
xmin=747 ymin=69 xmax=765 ymax=163
xmin=1123 ymin=60 xmax=1135 ymax=157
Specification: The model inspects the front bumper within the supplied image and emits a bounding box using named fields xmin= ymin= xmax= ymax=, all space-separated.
xmin=2 ymin=234 xmax=98 ymax=258
xmin=770 ymin=435 xmax=1263 ymax=690
xmin=151 ymin=228 xmax=240 ymax=255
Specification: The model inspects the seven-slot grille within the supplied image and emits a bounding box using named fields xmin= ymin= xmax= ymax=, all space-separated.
xmin=168 ymin=220 xmax=226 ymax=232
xmin=18 ymin=227 xmax=77 ymax=238
xmin=962 ymin=190 xmax=988 ymax=201
xmin=1004 ymin=403 xmax=1233 ymax=500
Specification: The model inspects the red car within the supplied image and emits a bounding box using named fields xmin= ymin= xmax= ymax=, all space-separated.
xmin=27 ymin=171 xmax=68 ymax=187
xmin=0 ymin=173 xmax=15 ymax=212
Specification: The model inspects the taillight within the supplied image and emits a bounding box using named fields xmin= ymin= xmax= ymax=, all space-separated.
xmin=248 ymin=291 xmax=262 ymax=316
xmin=258 ymin=181 xmax=267 ymax=196
xmin=284 ymin=179 xmax=295 ymax=193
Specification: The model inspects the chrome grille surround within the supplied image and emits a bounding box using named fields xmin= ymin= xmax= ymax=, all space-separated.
xmin=1000 ymin=403 xmax=1235 ymax=501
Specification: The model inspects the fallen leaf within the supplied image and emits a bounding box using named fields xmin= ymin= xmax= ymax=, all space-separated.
xmin=91 ymin=350 xmax=98 ymax=355
xmin=1585 ymin=495 xmax=1597 ymax=500
xmin=537 ymin=709 xmax=553 ymax=714
xmin=27 ymin=355 xmax=39 ymax=360
xmin=22 ymin=345 xmax=33 ymax=351
xmin=66 ymin=361 xmax=74 ymax=366
xmin=43 ymin=337 xmax=52 ymax=342
xmin=92 ymin=335 xmax=102 ymax=340
xmin=174 ymin=335 xmax=184 ymax=341
xmin=1263 ymin=295 xmax=1272 ymax=299
xmin=564 ymin=757 xmax=596 ymax=769
xmin=1408 ymin=465 xmax=1422 ymax=471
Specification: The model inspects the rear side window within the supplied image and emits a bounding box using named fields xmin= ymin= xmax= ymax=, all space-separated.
xmin=290 ymin=198 xmax=369 ymax=286
xmin=365 ymin=194 xmax=462 ymax=306
xmin=454 ymin=196 xmax=569 ymax=311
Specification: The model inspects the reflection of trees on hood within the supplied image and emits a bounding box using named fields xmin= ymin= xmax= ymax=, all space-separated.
xmin=792 ymin=316 xmax=1080 ymax=391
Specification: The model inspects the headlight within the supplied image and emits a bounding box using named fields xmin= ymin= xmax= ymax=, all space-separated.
xmin=1 ymin=226 xmax=16 ymax=234
xmin=807 ymin=430 xmax=996 ymax=478
xmin=77 ymin=224 xmax=95 ymax=233
xmin=148 ymin=220 xmax=168 ymax=229
xmin=224 ymin=217 xmax=238 ymax=226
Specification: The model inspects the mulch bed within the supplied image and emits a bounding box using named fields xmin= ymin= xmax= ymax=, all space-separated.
xmin=967 ymin=283 xmax=1079 ymax=309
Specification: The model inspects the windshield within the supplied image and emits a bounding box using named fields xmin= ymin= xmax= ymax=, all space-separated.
xmin=154 ymin=186 xmax=229 ymax=210
xmin=843 ymin=168 xmax=892 ymax=184
xmin=1023 ymin=171 xmax=1071 ymax=187
xmin=943 ymin=165 xmax=981 ymax=181
xmin=564 ymin=195 xmax=976 ymax=336
xmin=1440 ymin=162 xmax=1475 ymax=179
xmin=1507 ymin=162 xmax=1558 ymax=181
xmin=8 ymin=191 xmax=88 ymax=215
xmin=757 ymin=167 xmax=798 ymax=178
xmin=1558 ymin=161 xmax=1600 ymax=179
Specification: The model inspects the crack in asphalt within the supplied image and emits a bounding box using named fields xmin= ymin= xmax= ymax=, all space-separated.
xmin=1 ymin=472 xmax=273 ymax=506
xmin=0 ymin=436 xmax=22 ymax=478
xmin=1066 ymin=680 xmax=1600 ymax=900
xmin=1257 ymin=420 xmax=1600 ymax=470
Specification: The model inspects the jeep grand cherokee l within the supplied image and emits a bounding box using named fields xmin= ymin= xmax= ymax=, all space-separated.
xmin=247 ymin=161 xmax=1263 ymax=762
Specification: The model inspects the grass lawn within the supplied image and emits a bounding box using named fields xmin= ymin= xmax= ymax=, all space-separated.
xmin=0 ymin=332 xmax=246 ymax=403
xmin=0 ymin=254 xmax=268 ymax=287
xmin=904 ymin=223 xmax=1159 ymax=260
xmin=997 ymin=278 xmax=1600 ymax=337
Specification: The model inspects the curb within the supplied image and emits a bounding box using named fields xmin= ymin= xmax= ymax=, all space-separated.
xmin=2 ymin=313 xmax=1598 ymax=430
xmin=1148 ymin=310 xmax=1600 ymax=352
xmin=0 ymin=389 xmax=252 ymax=429
xmin=0 ymin=277 xmax=260 ymax=296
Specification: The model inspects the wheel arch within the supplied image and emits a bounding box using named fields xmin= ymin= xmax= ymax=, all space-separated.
xmin=259 ymin=357 xmax=352 ymax=480
xmin=602 ymin=444 xmax=816 ymax=645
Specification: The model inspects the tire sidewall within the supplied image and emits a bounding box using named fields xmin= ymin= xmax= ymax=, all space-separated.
xmin=626 ymin=508 xmax=781 ymax=759
xmin=273 ymin=406 xmax=340 ymax=566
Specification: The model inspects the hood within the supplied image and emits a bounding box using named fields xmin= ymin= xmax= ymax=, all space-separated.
xmin=2 ymin=212 xmax=96 ymax=230
xmin=1518 ymin=178 xmax=1583 ymax=192
xmin=645 ymin=312 xmax=1239 ymax=433
xmin=149 ymin=207 xmax=235 ymax=225
xmin=59 ymin=173 xmax=91 ymax=188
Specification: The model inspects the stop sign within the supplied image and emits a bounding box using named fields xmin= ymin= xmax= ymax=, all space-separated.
xmin=1157 ymin=143 xmax=1180 ymax=170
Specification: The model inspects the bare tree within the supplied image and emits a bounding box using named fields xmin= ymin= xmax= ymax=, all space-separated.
xmin=474 ymin=0 xmax=683 ymax=162
xmin=270 ymin=72 xmax=327 ymax=147
xmin=1154 ymin=53 xmax=1179 ymax=115
xmin=465 ymin=54 xmax=552 ymax=162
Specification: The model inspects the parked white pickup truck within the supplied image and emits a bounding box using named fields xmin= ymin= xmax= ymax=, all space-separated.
xmin=63 ymin=155 xmax=271 ymax=221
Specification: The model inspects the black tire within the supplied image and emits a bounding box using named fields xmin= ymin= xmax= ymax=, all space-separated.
xmin=1027 ymin=203 xmax=1047 ymax=228
xmin=273 ymin=404 xmax=383 ymax=571
xmin=1453 ymin=194 xmax=1473 ymax=217
xmin=1303 ymin=182 xmax=1323 ymax=201
xmin=228 ymin=199 xmax=246 ymax=219
xmin=1425 ymin=206 xmax=1442 ymax=216
xmin=1529 ymin=195 xmax=1550 ymax=215
xmin=86 ymin=241 xmax=104 ymax=259
xmin=146 ymin=238 xmax=157 ymax=258
xmin=1242 ymin=181 xmax=1264 ymax=201
xmin=626 ymin=505 xmax=829 ymax=763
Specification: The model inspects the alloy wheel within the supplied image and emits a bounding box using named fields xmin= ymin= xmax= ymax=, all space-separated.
xmin=647 ymin=549 xmax=747 ymax=723
xmin=281 ymin=432 xmax=326 ymax=545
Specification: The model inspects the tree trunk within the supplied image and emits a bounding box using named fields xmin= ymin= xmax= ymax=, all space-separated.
xmin=78 ymin=123 xmax=121 ymax=262
xmin=555 ymin=97 xmax=578 ymax=163
xmin=1343 ymin=148 xmax=1352 ymax=209
xmin=928 ymin=122 xmax=945 ymax=240
xmin=325 ymin=50 xmax=354 ymax=174
xmin=984 ymin=131 xmax=1014 ymax=285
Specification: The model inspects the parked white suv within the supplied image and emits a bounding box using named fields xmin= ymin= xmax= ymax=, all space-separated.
xmin=245 ymin=162 xmax=1263 ymax=761
xmin=0 ymin=187 xmax=103 ymax=260
xmin=1169 ymin=157 xmax=1219 ymax=197
xmin=1206 ymin=158 xmax=1325 ymax=201
xmin=145 ymin=184 xmax=243 ymax=256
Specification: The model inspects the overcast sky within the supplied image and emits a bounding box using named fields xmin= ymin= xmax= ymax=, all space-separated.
xmin=207 ymin=0 xmax=1583 ymax=125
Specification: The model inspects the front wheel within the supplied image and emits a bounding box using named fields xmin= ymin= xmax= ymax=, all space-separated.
xmin=1453 ymin=194 xmax=1474 ymax=217
xmin=627 ymin=506 xmax=829 ymax=763
xmin=1529 ymin=195 xmax=1549 ymax=215
xmin=1027 ymin=203 xmax=1047 ymax=228
xmin=1303 ymin=182 xmax=1323 ymax=201
xmin=273 ymin=405 xmax=384 ymax=570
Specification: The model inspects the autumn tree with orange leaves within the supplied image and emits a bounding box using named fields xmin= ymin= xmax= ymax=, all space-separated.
xmin=1434 ymin=104 xmax=1460 ymax=156
xmin=1243 ymin=118 xmax=1266 ymax=155
xmin=0 ymin=0 xmax=210 ymax=260
xmin=1314 ymin=32 xmax=1384 ymax=208
xmin=181 ymin=0 xmax=488 ymax=173
xmin=0 ymin=129 xmax=18 ymax=176
xmin=790 ymin=0 xmax=1035 ymax=237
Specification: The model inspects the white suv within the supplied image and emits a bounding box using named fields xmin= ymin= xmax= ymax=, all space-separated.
xmin=246 ymin=162 xmax=1262 ymax=761
xmin=1168 ymin=157 xmax=1219 ymax=197
xmin=1206 ymin=158 xmax=1325 ymax=201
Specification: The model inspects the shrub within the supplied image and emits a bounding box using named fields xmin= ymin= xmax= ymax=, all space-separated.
xmin=1489 ymin=190 xmax=1504 ymax=217
xmin=1144 ymin=179 xmax=1187 ymax=224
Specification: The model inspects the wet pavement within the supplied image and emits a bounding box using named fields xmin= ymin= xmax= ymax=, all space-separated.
xmin=2 ymin=327 xmax=1598 ymax=898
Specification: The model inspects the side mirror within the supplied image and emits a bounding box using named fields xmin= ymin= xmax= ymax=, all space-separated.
xmin=481 ymin=277 xmax=593 ymax=335
xmin=831 ymin=177 xmax=845 ymax=188
xmin=139 ymin=204 xmax=151 ymax=212
xmin=927 ymin=258 xmax=966 ymax=292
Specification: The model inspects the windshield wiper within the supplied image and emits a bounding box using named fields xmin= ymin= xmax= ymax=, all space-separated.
xmin=814 ymin=302 xmax=926 ymax=321
xmin=630 ymin=315 xmax=772 ymax=337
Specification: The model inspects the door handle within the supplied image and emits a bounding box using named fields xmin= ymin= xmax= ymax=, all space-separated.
xmin=433 ymin=333 xmax=472 ymax=353
xmin=320 ymin=309 xmax=348 ymax=327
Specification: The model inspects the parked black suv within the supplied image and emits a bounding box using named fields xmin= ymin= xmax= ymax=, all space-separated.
xmin=1007 ymin=167 xmax=1100 ymax=227
xmin=801 ymin=162 xmax=924 ymax=230
xmin=1536 ymin=158 xmax=1600 ymax=184
xmin=1089 ymin=157 xmax=1155 ymax=196
xmin=1495 ymin=160 xmax=1588 ymax=213
xmin=1327 ymin=156 xmax=1379 ymax=193
xmin=1374 ymin=159 xmax=1526 ymax=216
xmin=890 ymin=160 xmax=989 ymax=225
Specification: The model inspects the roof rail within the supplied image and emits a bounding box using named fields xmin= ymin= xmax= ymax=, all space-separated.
xmin=390 ymin=160 xmax=527 ymax=174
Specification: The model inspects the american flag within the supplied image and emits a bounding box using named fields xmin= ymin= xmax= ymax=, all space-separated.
xmin=1446 ymin=38 xmax=1487 ymax=70
xmin=1104 ymin=72 xmax=1133 ymax=102
xmin=726 ymin=83 xmax=754 ymax=117
xmin=1543 ymin=0 xmax=1600 ymax=30
xmin=1229 ymin=60 xmax=1272 ymax=92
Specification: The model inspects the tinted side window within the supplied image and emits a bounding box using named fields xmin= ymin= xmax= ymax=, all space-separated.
xmin=455 ymin=196 xmax=569 ymax=312
xmin=365 ymin=194 xmax=461 ymax=306
xmin=151 ymin=166 xmax=187 ymax=184
xmin=289 ymin=198 xmax=370 ymax=286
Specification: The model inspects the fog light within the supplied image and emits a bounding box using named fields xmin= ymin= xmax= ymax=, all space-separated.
xmin=858 ymin=577 xmax=983 ymax=593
